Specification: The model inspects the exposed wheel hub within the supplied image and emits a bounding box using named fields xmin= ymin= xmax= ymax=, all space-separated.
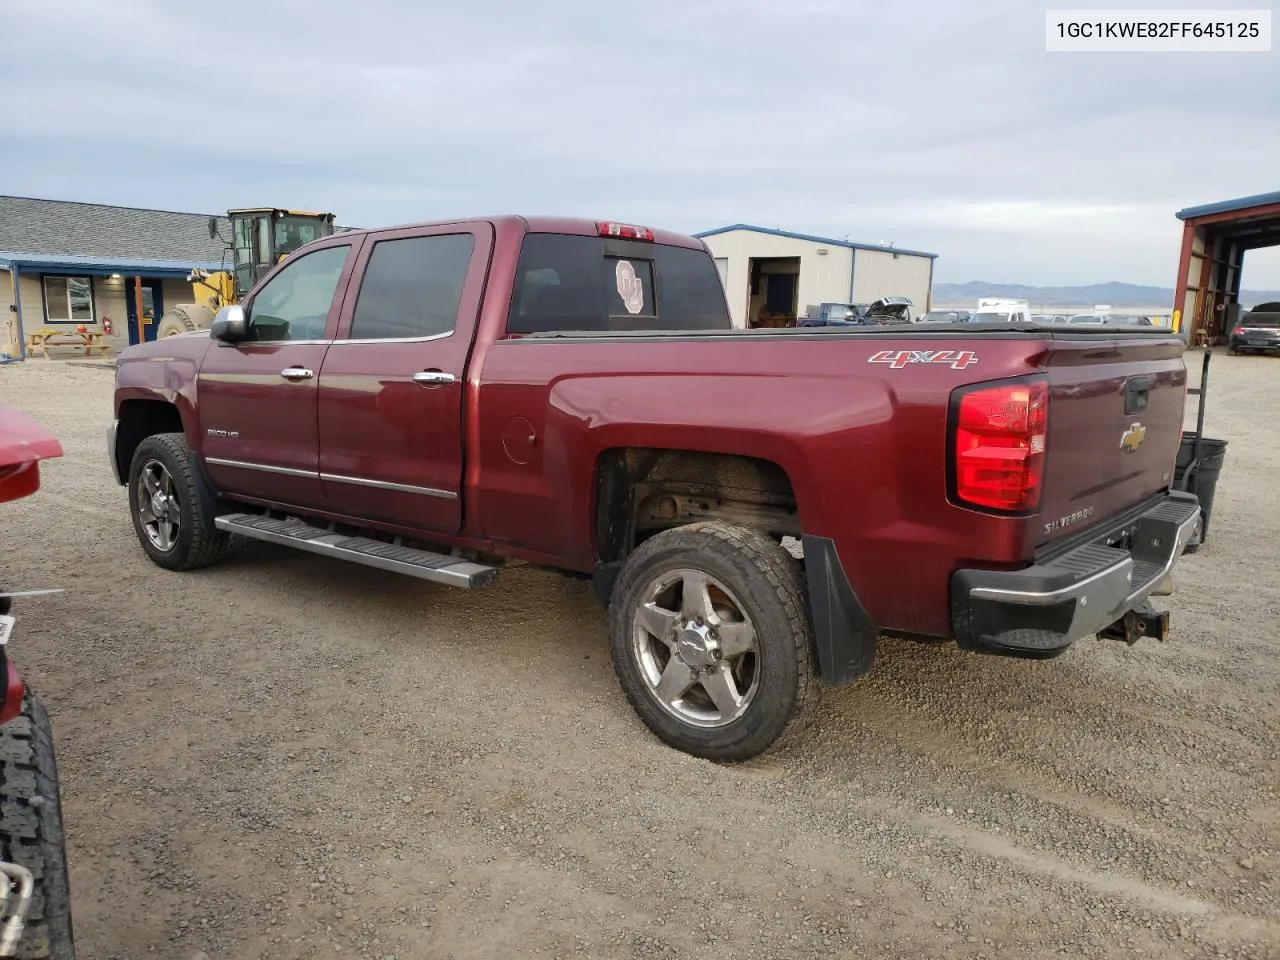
xmin=150 ymin=490 xmax=170 ymax=518
xmin=675 ymin=621 xmax=720 ymax=670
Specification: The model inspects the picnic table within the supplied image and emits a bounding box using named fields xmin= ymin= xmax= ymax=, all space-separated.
xmin=25 ymin=328 xmax=112 ymax=360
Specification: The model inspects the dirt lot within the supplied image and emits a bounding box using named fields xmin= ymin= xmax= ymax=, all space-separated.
xmin=0 ymin=352 xmax=1276 ymax=960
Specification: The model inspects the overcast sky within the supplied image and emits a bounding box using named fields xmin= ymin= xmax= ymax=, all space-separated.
xmin=2 ymin=0 xmax=1277 ymax=288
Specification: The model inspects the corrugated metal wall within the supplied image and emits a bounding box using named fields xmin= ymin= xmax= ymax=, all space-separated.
xmin=700 ymin=231 xmax=853 ymax=327
xmin=850 ymin=249 xmax=933 ymax=312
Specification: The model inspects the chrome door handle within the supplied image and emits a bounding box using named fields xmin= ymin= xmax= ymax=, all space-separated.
xmin=413 ymin=370 xmax=456 ymax=385
xmin=281 ymin=367 xmax=314 ymax=381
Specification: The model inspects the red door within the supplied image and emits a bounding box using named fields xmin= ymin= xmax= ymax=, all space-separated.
xmin=198 ymin=238 xmax=361 ymax=508
xmin=316 ymin=222 xmax=494 ymax=534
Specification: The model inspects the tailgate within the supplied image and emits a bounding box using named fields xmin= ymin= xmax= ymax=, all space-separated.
xmin=1034 ymin=334 xmax=1187 ymax=547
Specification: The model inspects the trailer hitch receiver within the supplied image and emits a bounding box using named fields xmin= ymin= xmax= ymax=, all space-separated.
xmin=1098 ymin=600 xmax=1169 ymax=646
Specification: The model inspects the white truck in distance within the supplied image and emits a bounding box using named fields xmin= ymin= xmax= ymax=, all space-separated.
xmin=974 ymin=298 xmax=1031 ymax=323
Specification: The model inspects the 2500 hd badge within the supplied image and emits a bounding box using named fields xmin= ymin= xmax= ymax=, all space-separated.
xmin=1044 ymin=506 xmax=1095 ymax=536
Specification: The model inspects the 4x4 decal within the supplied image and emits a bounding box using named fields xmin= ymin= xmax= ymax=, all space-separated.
xmin=868 ymin=348 xmax=979 ymax=371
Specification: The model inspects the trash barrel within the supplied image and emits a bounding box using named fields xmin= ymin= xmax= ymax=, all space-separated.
xmin=1174 ymin=432 xmax=1228 ymax=546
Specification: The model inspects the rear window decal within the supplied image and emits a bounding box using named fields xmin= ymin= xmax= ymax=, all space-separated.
xmin=615 ymin=260 xmax=645 ymax=315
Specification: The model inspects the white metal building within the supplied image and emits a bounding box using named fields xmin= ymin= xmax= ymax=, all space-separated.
xmin=695 ymin=224 xmax=938 ymax=329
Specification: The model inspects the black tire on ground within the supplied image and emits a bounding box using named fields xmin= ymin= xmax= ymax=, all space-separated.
xmin=607 ymin=521 xmax=820 ymax=763
xmin=0 ymin=692 xmax=74 ymax=960
xmin=128 ymin=432 xmax=229 ymax=571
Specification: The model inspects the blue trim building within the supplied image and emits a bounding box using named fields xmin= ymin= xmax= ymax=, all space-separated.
xmin=1 ymin=196 xmax=230 ymax=358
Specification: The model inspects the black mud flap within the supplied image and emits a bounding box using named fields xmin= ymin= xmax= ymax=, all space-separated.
xmin=802 ymin=535 xmax=877 ymax=685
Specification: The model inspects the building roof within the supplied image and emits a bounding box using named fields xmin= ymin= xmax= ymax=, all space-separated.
xmin=0 ymin=195 xmax=230 ymax=262
xmin=0 ymin=251 xmax=223 ymax=279
xmin=1175 ymin=190 xmax=1280 ymax=221
xmin=694 ymin=223 xmax=938 ymax=259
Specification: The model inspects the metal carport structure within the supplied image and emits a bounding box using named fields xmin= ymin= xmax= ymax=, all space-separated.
xmin=1173 ymin=190 xmax=1280 ymax=343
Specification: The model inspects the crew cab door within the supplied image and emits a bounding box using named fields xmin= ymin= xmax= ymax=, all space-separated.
xmin=316 ymin=222 xmax=494 ymax=534
xmin=197 ymin=237 xmax=360 ymax=508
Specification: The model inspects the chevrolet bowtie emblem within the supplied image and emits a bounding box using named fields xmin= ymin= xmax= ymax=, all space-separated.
xmin=1120 ymin=422 xmax=1146 ymax=453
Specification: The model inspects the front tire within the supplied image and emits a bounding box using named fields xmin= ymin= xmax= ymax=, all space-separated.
xmin=0 ymin=693 xmax=74 ymax=960
xmin=128 ymin=433 xmax=229 ymax=571
xmin=607 ymin=521 xmax=819 ymax=762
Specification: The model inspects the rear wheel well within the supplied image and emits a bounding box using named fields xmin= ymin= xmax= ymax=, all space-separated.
xmin=115 ymin=399 xmax=184 ymax=484
xmin=594 ymin=448 xmax=800 ymax=568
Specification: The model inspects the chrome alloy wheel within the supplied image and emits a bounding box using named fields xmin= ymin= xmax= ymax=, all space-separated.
xmin=135 ymin=458 xmax=180 ymax=551
xmin=631 ymin=568 xmax=761 ymax=728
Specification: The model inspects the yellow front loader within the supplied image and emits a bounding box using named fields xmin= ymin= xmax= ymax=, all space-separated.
xmin=155 ymin=207 xmax=337 ymax=337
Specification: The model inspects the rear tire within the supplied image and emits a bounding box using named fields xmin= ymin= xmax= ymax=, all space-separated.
xmin=607 ymin=521 xmax=820 ymax=762
xmin=128 ymin=433 xmax=229 ymax=571
xmin=0 ymin=692 xmax=74 ymax=960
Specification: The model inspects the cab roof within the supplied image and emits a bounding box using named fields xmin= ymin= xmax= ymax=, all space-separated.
xmin=334 ymin=215 xmax=708 ymax=251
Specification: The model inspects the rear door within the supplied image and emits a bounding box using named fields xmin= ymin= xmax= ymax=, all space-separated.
xmin=315 ymin=222 xmax=494 ymax=534
xmin=1034 ymin=333 xmax=1187 ymax=546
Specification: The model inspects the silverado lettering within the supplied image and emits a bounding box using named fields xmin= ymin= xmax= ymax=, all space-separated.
xmin=107 ymin=215 xmax=1200 ymax=762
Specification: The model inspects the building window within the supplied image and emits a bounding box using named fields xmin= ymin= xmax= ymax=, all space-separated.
xmin=43 ymin=276 xmax=95 ymax=323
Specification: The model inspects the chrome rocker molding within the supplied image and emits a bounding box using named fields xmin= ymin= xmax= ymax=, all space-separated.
xmin=202 ymin=456 xmax=457 ymax=499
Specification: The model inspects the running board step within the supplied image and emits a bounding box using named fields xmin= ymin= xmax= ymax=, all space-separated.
xmin=214 ymin=513 xmax=499 ymax=589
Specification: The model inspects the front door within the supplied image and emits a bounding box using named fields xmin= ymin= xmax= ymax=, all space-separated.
xmin=197 ymin=238 xmax=362 ymax=509
xmin=124 ymin=278 xmax=165 ymax=344
xmin=316 ymin=222 xmax=493 ymax=534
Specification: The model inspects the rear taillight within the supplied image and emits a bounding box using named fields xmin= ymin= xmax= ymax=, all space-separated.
xmin=596 ymin=221 xmax=654 ymax=241
xmin=950 ymin=378 xmax=1049 ymax=513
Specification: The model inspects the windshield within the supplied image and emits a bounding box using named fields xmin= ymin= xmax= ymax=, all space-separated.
xmin=1241 ymin=314 xmax=1280 ymax=327
xmin=921 ymin=310 xmax=968 ymax=322
xmin=273 ymin=215 xmax=332 ymax=256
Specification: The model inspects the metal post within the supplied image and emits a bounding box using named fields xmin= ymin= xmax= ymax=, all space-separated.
xmin=133 ymin=276 xmax=144 ymax=344
xmin=9 ymin=267 xmax=25 ymax=361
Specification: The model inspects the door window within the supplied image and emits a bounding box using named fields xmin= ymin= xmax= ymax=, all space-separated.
xmin=348 ymin=233 xmax=475 ymax=340
xmin=245 ymin=244 xmax=350 ymax=342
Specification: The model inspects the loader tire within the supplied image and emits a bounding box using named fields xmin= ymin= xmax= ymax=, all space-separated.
xmin=0 ymin=692 xmax=75 ymax=959
xmin=155 ymin=304 xmax=212 ymax=339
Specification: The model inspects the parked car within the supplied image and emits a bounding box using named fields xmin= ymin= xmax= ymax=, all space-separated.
xmin=108 ymin=215 xmax=1201 ymax=762
xmin=1068 ymin=314 xmax=1107 ymax=325
xmin=919 ymin=309 xmax=973 ymax=323
xmin=1030 ymin=314 xmax=1068 ymax=325
xmin=0 ymin=404 xmax=75 ymax=959
xmin=1229 ymin=302 xmax=1280 ymax=354
xmin=799 ymin=297 xmax=915 ymax=327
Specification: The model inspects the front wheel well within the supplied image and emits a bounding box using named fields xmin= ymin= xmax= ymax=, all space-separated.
xmin=593 ymin=448 xmax=800 ymax=568
xmin=114 ymin=399 xmax=184 ymax=484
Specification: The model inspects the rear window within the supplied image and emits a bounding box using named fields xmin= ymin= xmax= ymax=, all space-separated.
xmin=505 ymin=233 xmax=731 ymax=335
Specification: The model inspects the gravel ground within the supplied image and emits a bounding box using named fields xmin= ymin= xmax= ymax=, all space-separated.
xmin=0 ymin=352 xmax=1276 ymax=960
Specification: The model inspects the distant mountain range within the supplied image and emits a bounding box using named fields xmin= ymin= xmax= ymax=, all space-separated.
xmin=932 ymin=281 xmax=1280 ymax=310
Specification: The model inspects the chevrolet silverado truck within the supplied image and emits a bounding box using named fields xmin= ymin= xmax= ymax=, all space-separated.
xmin=107 ymin=216 xmax=1200 ymax=762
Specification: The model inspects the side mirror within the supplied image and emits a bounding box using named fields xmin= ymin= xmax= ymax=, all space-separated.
xmin=210 ymin=305 xmax=248 ymax=342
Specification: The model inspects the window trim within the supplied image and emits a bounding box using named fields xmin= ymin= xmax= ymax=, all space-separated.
xmin=239 ymin=240 xmax=356 ymax=345
xmin=40 ymin=274 xmax=96 ymax=324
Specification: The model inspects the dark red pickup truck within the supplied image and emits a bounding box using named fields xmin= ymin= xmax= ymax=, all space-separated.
xmin=108 ymin=215 xmax=1201 ymax=761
